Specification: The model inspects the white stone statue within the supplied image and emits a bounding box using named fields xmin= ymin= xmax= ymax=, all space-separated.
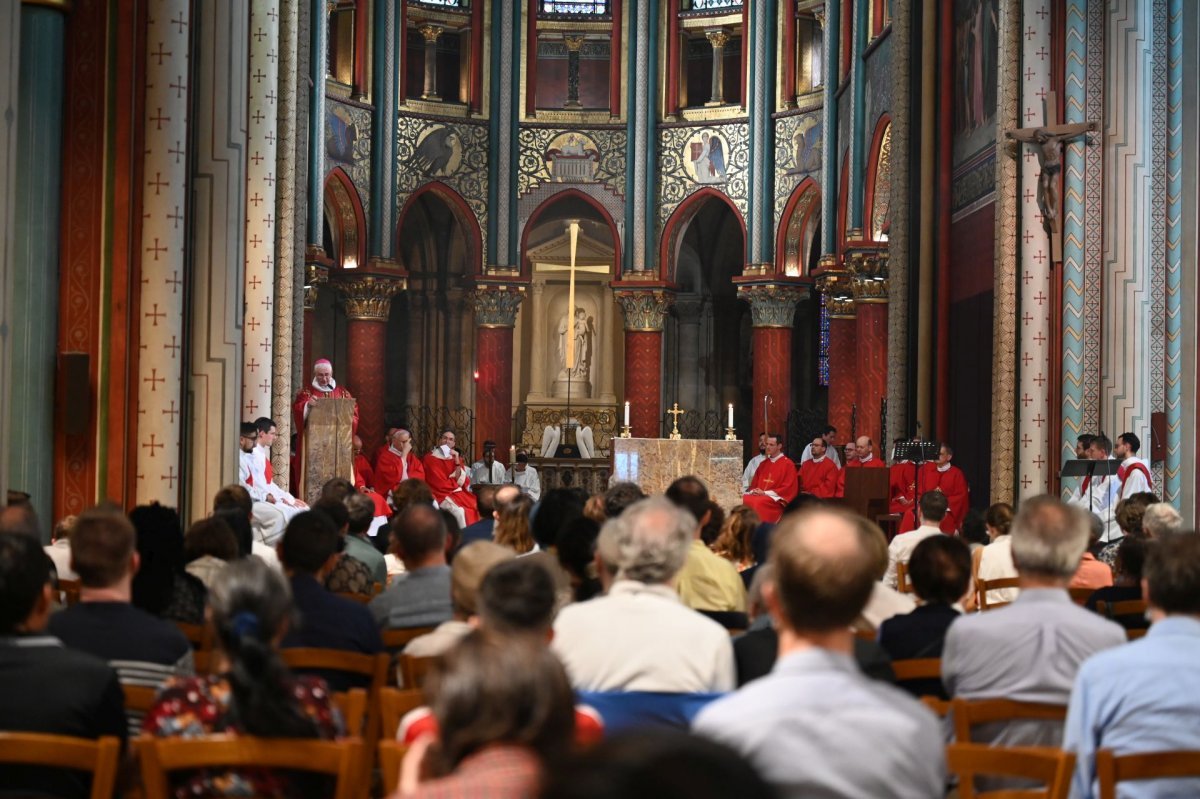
xmin=557 ymin=306 xmax=593 ymax=381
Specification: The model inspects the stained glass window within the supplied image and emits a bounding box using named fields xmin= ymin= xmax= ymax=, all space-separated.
xmin=684 ymin=0 xmax=743 ymax=9
xmin=413 ymin=0 xmax=466 ymax=7
xmin=818 ymin=294 xmax=830 ymax=386
xmin=541 ymin=1 xmax=608 ymax=14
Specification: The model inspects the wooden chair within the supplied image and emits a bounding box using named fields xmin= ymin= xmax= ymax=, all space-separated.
xmin=381 ymin=626 xmax=438 ymax=652
xmin=1069 ymin=586 xmax=1096 ymax=605
xmin=896 ymin=562 xmax=914 ymax=594
xmin=279 ymin=649 xmax=389 ymax=740
xmin=139 ymin=737 xmax=363 ymax=799
xmin=378 ymin=740 xmax=408 ymax=795
xmin=332 ymin=688 xmax=368 ymax=742
xmin=0 ymin=732 xmax=121 ymax=799
xmin=398 ymin=654 xmax=440 ymax=690
xmin=1096 ymin=749 xmax=1200 ymax=799
xmin=174 ymin=621 xmax=212 ymax=649
xmin=123 ymin=684 xmax=161 ymax=717
xmin=976 ymin=576 xmax=1021 ymax=611
xmin=1094 ymin=598 xmax=1148 ymax=619
xmin=946 ymin=743 xmax=1074 ymax=799
xmin=952 ymin=698 xmax=1068 ymax=744
xmin=58 ymin=577 xmax=82 ymax=607
xmin=335 ymin=591 xmax=375 ymax=605
xmin=379 ymin=687 xmax=427 ymax=741
xmin=891 ymin=658 xmax=948 ymax=716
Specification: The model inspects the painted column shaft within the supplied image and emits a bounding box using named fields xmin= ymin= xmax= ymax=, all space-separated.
xmin=625 ymin=331 xmax=664 ymax=437
xmin=0 ymin=0 xmax=19 ymax=506
xmin=346 ymin=319 xmax=388 ymax=460
xmin=308 ymin=0 xmax=327 ymax=242
xmin=752 ymin=327 xmax=792 ymax=442
xmin=827 ymin=313 xmax=857 ymax=439
xmin=820 ymin=0 xmax=840 ymax=255
xmin=475 ymin=326 xmax=516 ymax=459
xmin=855 ymin=302 xmax=888 ymax=445
xmin=848 ymin=0 xmax=868 ymax=231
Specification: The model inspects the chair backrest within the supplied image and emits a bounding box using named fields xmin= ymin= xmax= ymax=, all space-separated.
xmin=123 ymin=683 xmax=161 ymax=716
xmin=0 ymin=732 xmax=121 ymax=799
xmin=279 ymin=649 xmax=389 ymax=748
xmin=575 ymin=691 xmax=726 ymax=734
xmin=332 ymin=688 xmax=368 ymax=739
xmin=381 ymin=626 xmax=438 ymax=652
xmin=140 ymin=737 xmax=363 ymax=799
xmin=335 ymin=591 xmax=374 ymax=605
xmin=976 ymin=577 xmax=1021 ymax=611
xmin=398 ymin=654 xmax=440 ymax=690
xmin=696 ymin=610 xmax=750 ymax=632
xmin=379 ymin=687 xmax=427 ymax=740
xmin=58 ymin=578 xmax=82 ymax=607
xmin=378 ymin=740 xmax=408 ymax=795
xmin=951 ymin=698 xmax=1069 ymax=744
xmin=1069 ymin=586 xmax=1095 ymax=605
xmin=1094 ymin=598 xmax=1148 ymax=618
xmin=947 ymin=743 xmax=1074 ymax=799
xmin=174 ymin=621 xmax=213 ymax=649
xmin=891 ymin=658 xmax=941 ymax=681
xmin=1096 ymin=749 xmax=1200 ymax=799
xmin=896 ymin=562 xmax=914 ymax=594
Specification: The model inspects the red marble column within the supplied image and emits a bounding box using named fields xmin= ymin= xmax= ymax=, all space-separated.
xmin=471 ymin=286 xmax=525 ymax=460
xmin=827 ymin=302 xmax=857 ymax=440
xmin=615 ymin=289 xmax=675 ymax=438
xmin=736 ymin=282 xmax=808 ymax=444
xmin=336 ymin=276 xmax=403 ymax=460
xmin=855 ymin=301 xmax=888 ymax=445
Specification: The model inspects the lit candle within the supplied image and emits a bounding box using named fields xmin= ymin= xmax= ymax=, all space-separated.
xmin=509 ymin=444 xmax=516 ymax=464
xmin=728 ymin=403 xmax=734 ymax=428
xmin=624 ymin=401 xmax=630 ymax=426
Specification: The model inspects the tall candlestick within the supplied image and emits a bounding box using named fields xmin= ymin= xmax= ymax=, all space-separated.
xmin=624 ymin=401 xmax=630 ymax=426
xmin=509 ymin=444 xmax=516 ymax=464
xmin=727 ymin=403 xmax=734 ymax=428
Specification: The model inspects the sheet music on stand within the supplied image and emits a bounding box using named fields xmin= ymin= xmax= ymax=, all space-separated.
xmin=892 ymin=440 xmax=939 ymax=464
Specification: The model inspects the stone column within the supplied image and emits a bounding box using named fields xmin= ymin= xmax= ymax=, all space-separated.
xmin=11 ymin=2 xmax=65 ymax=525
xmin=819 ymin=0 xmax=841 ymax=255
xmin=849 ymin=251 xmax=889 ymax=445
xmin=615 ymin=289 xmax=674 ymax=438
xmin=0 ymin=0 xmax=19 ymax=506
xmin=527 ymin=281 xmax=547 ymax=398
xmin=307 ymin=0 xmax=327 ymax=248
xmin=471 ymin=284 xmax=525 ymax=459
xmin=563 ymin=34 xmax=585 ymax=109
xmin=737 ymin=283 xmax=807 ymax=442
xmin=705 ymin=29 xmax=730 ymax=106
xmin=819 ymin=266 xmax=857 ymax=440
xmin=135 ymin=0 xmax=191 ymax=506
xmin=335 ymin=270 xmax=405 ymax=460
xmin=243 ymin=0 xmax=280 ymax=423
xmin=420 ymin=24 xmax=442 ymax=101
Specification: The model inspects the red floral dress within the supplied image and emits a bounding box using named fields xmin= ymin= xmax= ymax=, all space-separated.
xmin=143 ymin=674 xmax=343 ymax=798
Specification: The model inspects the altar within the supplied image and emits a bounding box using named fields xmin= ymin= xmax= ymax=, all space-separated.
xmin=611 ymin=437 xmax=744 ymax=511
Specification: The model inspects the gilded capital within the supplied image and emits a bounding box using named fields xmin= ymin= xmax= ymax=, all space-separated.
xmin=737 ymin=283 xmax=809 ymax=328
xmin=336 ymin=276 xmax=404 ymax=321
xmin=614 ymin=290 xmax=675 ymax=332
xmin=303 ymin=285 xmax=319 ymax=312
xmin=470 ymin=285 xmax=525 ymax=328
xmin=846 ymin=252 xmax=890 ymax=303
xmin=305 ymin=246 xmax=330 ymax=287
xmin=705 ymin=28 xmax=731 ymax=49
xmin=418 ymin=24 xmax=443 ymax=43
xmin=826 ymin=296 xmax=857 ymax=318
xmin=564 ymin=34 xmax=586 ymax=52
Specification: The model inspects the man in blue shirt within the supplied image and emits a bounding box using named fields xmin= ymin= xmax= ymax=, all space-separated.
xmin=1063 ymin=533 xmax=1200 ymax=798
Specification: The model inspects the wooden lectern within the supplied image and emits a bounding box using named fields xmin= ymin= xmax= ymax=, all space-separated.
xmin=843 ymin=469 xmax=891 ymax=527
xmin=302 ymin=398 xmax=355 ymax=505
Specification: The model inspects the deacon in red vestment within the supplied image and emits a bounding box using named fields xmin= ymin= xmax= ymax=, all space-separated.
xmin=374 ymin=428 xmax=427 ymax=499
xmin=889 ymin=459 xmax=917 ymax=516
xmin=797 ymin=437 xmax=840 ymax=498
xmin=422 ymin=429 xmax=479 ymax=527
xmin=835 ymin=442 xmax=859 ymax=497
xmin=291 ymin=359 xmax=358 ymax=495
xmin=903 ymin=444 xmax=969 ymax=533
xmin=743 ymin=435 xmax=799 ymax=523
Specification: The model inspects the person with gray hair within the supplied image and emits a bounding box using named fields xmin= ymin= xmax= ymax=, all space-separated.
xmin=551 ymin=497 xmax=734 ymax=693
xmin=341 ymin=491 xmax=386 ymax=585
xmin=942 ymin=496 xmax=1126 ymax=751
xmin=1142 ymin=502 xmax=1185 ymax=539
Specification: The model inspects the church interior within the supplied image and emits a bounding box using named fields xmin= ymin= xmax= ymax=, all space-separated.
xmin=3 ymin=1 xmax=1200 ymax=796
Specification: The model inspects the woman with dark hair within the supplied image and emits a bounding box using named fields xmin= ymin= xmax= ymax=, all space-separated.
xmin=972 ymin=501 xmax=1017 ymax=609
xmin=494 ymin=493 xmax=536 ymax=555
xmin=183 ymin=516 xmax=240 ymax=589
xmin=145 ymin=558 xmax=342 ymax=798
xmin=556 ymin=516 xmax=602 ymax=602
xmin=130 ymin=503 xmax=207 ymax=625
xmin=394 ymin=631 xmax=574 ymax=798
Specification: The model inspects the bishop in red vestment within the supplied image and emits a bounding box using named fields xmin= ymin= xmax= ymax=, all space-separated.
xmin=742 ymin=435 xmax=799 ymax=523
xmin=797 ymin=437 xmax=839 ymax=498
xmin=374 ymin=428 xmax=427 ymax=498
xmin=421 ymin=430 xmax=479 ymax=526
xmin=902 ymin=444 xmax=969 ymax=533
xmin=291 ymin=359 xmax=358 ymax=495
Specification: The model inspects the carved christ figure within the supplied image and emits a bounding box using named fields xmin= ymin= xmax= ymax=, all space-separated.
xmin=1005 ymin=122 xmax=1096 ymax=240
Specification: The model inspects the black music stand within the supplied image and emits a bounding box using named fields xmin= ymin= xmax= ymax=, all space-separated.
xmin=893 ymin=441 xmax=939 ymax=465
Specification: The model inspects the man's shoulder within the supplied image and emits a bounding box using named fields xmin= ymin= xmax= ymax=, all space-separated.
xmin=1 ymin=636 xmax=118 ymax=683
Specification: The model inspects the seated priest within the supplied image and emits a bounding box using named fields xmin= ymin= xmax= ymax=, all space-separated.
xmin=350 ymin=435 xmax=390 ymax=518
xmin=291 ymin=358 xmax=358 ymax=497
xmin=797 ymin=436 xmax=839 ymax=499
xmin=423 ymin=429 xmax=480 ymax=527
xmin=847 ymin=436 xmax=886 ymax=469
xmin=742 ymin=433 xmax=798 ymax=524
xmin=470 ymin=441 xmax=507 ymax=486
xmin=374 ymin=427 xmax=426 ymax=499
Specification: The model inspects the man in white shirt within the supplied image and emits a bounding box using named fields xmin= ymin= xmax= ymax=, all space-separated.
xmin=470 ymin=441 xmax=507 ymax=486
xmin=1113 ymin=431 xmax=1152 ymax=499
xmin=553 ymin=497 xmax=734 ymax=693
xmin=505 ymin=450 xmax=541 ymax=501
xmin=883 ymin=491 xmax=946 ymax=589
xmin=799 ymin=425 xmax=842 ymax=467
xmin=237 ymin=423 xmax=295 ymax=545
xmin=740 ymin=433 xmax=768 ymax=493
xmin=44 ymin=515 xmax=78 ymax=581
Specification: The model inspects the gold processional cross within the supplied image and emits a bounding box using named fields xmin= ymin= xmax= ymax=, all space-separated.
xmin=667 ymin=403 xmax=685 ymax=440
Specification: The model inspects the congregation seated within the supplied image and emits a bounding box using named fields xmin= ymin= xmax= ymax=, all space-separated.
xmin=370 ymin=504 xmax=454 ymax=629
xmin=211 ymin=484 xmax=284 ymax=571
xmin=878 ymin=534 xmax=971 ymax=700
xmin=129 ymin=502 xmax=207 ymax=625
xmin=552 ymin=497 xmax=735 ymax=693
xmin=883 ymin=490 xmax=947 ymax=589
xmin=144 ymin=558 xmax=343 ymax=797
xmin=46 ymin=507 xmax=193 ymax=735
xmin=1097 ymin=492 xmax=1156 ymax=569
xmin=277 ymin=510 xmax=382 ymax=691
xmin=666 ymin=476 xmax=746 ymax=613
xmin=1084 ymin=536 xmax=1149 ymax=630
xmin=974 ymin=501 xmax=1018 ymax=607
xmin=457 ymin=483 xmax=502 ymax=549
xmin=692 ymin=506 xmax=946 ymax=798
xmin=710 ymin=504 xmax=760 ymax=577
xmin=182 ymin=516 xmax=239 ymax=589
xmin=0 ymin=531 xmax=127 ymax=799
xmin=311 ymin=494 xmax=374 ymax=594
xmin=555 ymin=515 xmax=603 ymax=602
xmin=1142 ymin=500 xmax=1184 ymax=539
xmin=342 ymin=492 xmax=387 ymax=586
xmin=942 ymin=496 xmax=1126 ymax=749
xmin=43 ymin=513 xmax=78 ymax=581
xmin=402 ymin=540 xmax=515 ymax=659
xmin=494 ymin=491 xmax=537 ymax=554
xmin=1070 ymin=511 xmax=1115 ymax=591
xmin=382 ymin=477 xmax=436 ymax=562
xmin=1063 ymin=533 xmax=1200 ymax=798
xmin=857 ymin=514 xmax=917 ymax=631
xmin=603 ymin=481 xmax=648 ymax=520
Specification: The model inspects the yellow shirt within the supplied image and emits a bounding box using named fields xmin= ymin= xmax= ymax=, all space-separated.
xmin=675 ymin=539 xmax=747 ymax=612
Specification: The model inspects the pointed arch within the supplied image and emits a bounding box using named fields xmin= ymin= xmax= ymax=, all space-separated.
xmin=521 ymin=188 xmax=622 ymax=278
xmin=395 ymin=181 xmax=483 ymax=274
xmin=776 ymin=177 xmax=821 ymax=276
xmin=659 ymin=188 xmax=747 ymax=282
xmin=863 ymin=113 xmax=893 ymax=242
xmin=323 ymin=168 xmax=367 ymax=270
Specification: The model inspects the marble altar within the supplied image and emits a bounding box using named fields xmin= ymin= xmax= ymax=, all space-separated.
xmin=611 ymin=438 xmax=744 ymax=511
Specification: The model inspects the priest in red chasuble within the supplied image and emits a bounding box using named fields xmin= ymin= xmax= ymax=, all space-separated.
xmin=352 ymin=435 xmax=390 ymax=517
xmin=889 ymin=447 xmax=917 ymax=517
xmin=374 ymin=427 xmax=427 ymax=499
xmin=422 ymin=429 xmax=479 ymax=527
xmin=902 ymin=443 xmax=969 ymax=534
xmin=742 ymin=433 xmax=798 ymax=523
xmin=291 ymin=359 xmax=358 ymax=493
xmin=797 ymin=436 xmax=839 ymax=498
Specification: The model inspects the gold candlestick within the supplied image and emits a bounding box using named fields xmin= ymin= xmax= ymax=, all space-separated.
xmin=725 ymin=426 xmax=737 ymax=441
xmin=619 ymin=424 xmax=632 ymax=438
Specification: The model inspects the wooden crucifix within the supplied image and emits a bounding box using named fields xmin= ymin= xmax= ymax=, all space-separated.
xmin=1005 ymin=91 xmax=1097 ymax=263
